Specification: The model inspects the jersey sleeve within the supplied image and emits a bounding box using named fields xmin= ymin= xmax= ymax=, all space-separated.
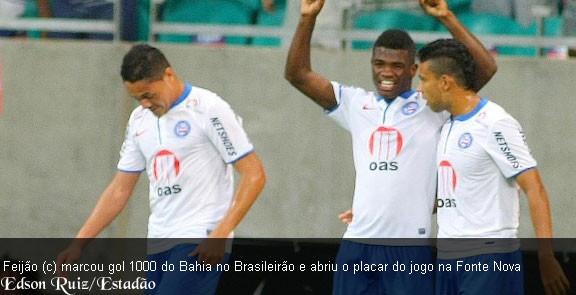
xmin=117 ymin=111 xmax=146 ymax=173
xmin=204 ymin=97 xmax=254 ymax=164
xmin=484 ymin=117 xmax=537 ymax=178
xmin=325 ymin=81 xmax=353 ymax=131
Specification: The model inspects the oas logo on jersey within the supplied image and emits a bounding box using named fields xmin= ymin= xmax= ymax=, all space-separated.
xmin=402 ymin=101 xmax=419 ymax=116
xmin=368 ymin=126 xmax=403 ymax=161
xmin=174 ymin=120 xmax=191 ymax=137
xmin=458 ymin=132 xmax=473 ymax=149
xmin=153 ymin=149 xmax=180 ymax=183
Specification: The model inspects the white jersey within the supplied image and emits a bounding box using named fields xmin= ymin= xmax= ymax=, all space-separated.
xmin=436 ymin=98 xmax=537 ymax=241
xmin=328 ymin=82 xmax=449 ymax=240
xmin=118 ymin=83 xmax=254 ymax=245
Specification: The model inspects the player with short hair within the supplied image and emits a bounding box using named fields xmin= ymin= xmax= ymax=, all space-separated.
xmin=417 ymin=38 xmax=570 ymax=295
xmin=285 ymin=0 xmax=496 ymax=294
xmin=57 ymin=44 xmax=266 ymax=294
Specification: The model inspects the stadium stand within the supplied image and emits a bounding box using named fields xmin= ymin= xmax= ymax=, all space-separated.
xmin=156 ymin=0 xmax=254 ymax=45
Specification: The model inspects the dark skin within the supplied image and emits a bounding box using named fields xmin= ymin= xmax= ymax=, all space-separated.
xmin=287 ymin=0 xmax=498 ymax=222
xmin=371 ymin=47 xmax=417 ymax=99
xmin=285 ymin=0 xmax=496 ymax=110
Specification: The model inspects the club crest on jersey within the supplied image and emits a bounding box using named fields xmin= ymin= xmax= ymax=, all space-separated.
xmin=401 ymin=101 xmax=419 ymax=115
xmin=458 ymin=133 xmax=473 ymax=149
xmin=174 ymin=120 xmax=191 ymax=137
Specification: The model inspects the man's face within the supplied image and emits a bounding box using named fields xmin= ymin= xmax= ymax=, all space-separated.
xmin=371 ymin=47 xmax=417 ymax=99
xmin=417 ymin=61 xmax=446 ymax=113
xmin=124 ymin=71 xmax=174 ymax=117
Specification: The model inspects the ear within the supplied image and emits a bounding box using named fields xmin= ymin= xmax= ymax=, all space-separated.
xmin=163 ymin=67 xmax=175 ymax=80
xmin=410 ymin=63 xmax=418 ymax=77
xmin=440 ymin=75 xmax=454 ymax=91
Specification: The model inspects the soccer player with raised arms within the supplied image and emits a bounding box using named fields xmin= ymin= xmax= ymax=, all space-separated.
xmin=285 ymin=0 xmax=496 ymax=293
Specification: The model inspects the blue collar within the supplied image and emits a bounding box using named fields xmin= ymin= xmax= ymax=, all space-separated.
xmin=376 ymin=90 xmax=415 ymax=103
xmin=170 ymin=83 xmax=192 ymax=110
xmin=452 ymin=97 xmax=488 ymax=121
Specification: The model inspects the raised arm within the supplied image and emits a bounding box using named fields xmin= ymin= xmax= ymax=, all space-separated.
xmin=420 ymin=0 xmax=497 ymax=91
xmin=190 ymin=152 xmax=266 ymax=264
xmin=284 ymin=0 xmax=337 ymax=110
xmin=516 ymin=169 xmax=570 ymax=295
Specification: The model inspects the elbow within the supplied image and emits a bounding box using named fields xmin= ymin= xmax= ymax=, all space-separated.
xmin=483 ymin=60 xmax=498 ymax=83
xmin=255 ymin=167 xmax=267 ymax=191
xmin=110 ymin=189 xmax=133 ymax=208
xmin=487 ymin=62 xmax=498 ymax=79
xmin=284 ymin=69 xmax=298 ymax=85
xmin=284 ymin=67 xmax=307 ymax=88
xmin=472 ymin=62 xmax=498 ymax=92
xmin=249 ymin=165 xmax=267 ymax=197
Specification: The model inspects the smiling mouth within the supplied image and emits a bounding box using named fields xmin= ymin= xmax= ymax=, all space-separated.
xmin=380 ymin=80 xmax=395 ymax=91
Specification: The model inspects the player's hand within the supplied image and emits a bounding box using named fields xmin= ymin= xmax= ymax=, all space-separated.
xmin=189 ymin=239 xmax=226 ymax=266
xmin=419 ymin=0 xmax=450 ymax=18
xmin=301 ymin=0 xmax=325 ymax=17
xmin=539 ymin=254 xmax=570 ymax=295
xmin=56 ymin=244 xmax=83 ymax=278
xmin=262 ymin=0 xmax=276 ymax=13
xmin=338 ymin=209 xmax=353 ymax=225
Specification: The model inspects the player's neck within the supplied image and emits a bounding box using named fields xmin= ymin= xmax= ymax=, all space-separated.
xmin=169 ymin=79 xmax=187 ymax=105
xmin=449 ymin=90 xmax=480 ymax=118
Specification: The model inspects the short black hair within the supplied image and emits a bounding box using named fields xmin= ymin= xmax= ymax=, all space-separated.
xmin=121 ymin=44 xmax=171 ymax=82
xmin=373 ymin=29 xmax=417 ymax=63
xmin=418 ymin=39 xmax=475 ymax=90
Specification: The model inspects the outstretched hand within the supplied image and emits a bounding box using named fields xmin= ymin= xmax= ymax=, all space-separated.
xmin=419 ymin=0 xmax=450 ymax=18
xmin=301 ymin=0 xmax=325 ymax=17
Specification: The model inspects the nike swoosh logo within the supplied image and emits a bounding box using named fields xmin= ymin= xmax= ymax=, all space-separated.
xmin=136 ymin=130 xmax=146 ymax=136
xmin=362 ymin=105 xmax=377 ymax=110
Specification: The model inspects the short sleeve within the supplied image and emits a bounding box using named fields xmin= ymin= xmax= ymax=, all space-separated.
xmin=325 ymin=81 xmax=358 ymax=131
xmin=484 ymin=117 xmax=537 ymax=178
xmin=204 ymin=98 xmax=254 ymax=164
xmin=117 ymin=114 xmax=146 ymax=173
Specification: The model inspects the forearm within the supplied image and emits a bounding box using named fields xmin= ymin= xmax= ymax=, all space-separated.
xmin=519 ymin=170 xmax=555 ymax=255
xmin=210 ymin=165 xmax=266 ymax=238
xmin=75 ymin=184 xmax=132 ymax=243
xmin=439 ymin=11 xmax=497 ymax=90
xmin=516 ymin=170 xmax=568 ymax=295
xmin=284 ymin=15 xmax=316 ymax=84
xmin=526 ymin=185 xmax=555 ymax=256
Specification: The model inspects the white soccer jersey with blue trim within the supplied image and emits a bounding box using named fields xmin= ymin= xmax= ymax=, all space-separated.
xmin=436 ymin=98 xmax=537 ymax=240
xmin=118 ymin=83 xmax=254 ymax=241
xmin=328 ymin=82 xmax=449 ymax=240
